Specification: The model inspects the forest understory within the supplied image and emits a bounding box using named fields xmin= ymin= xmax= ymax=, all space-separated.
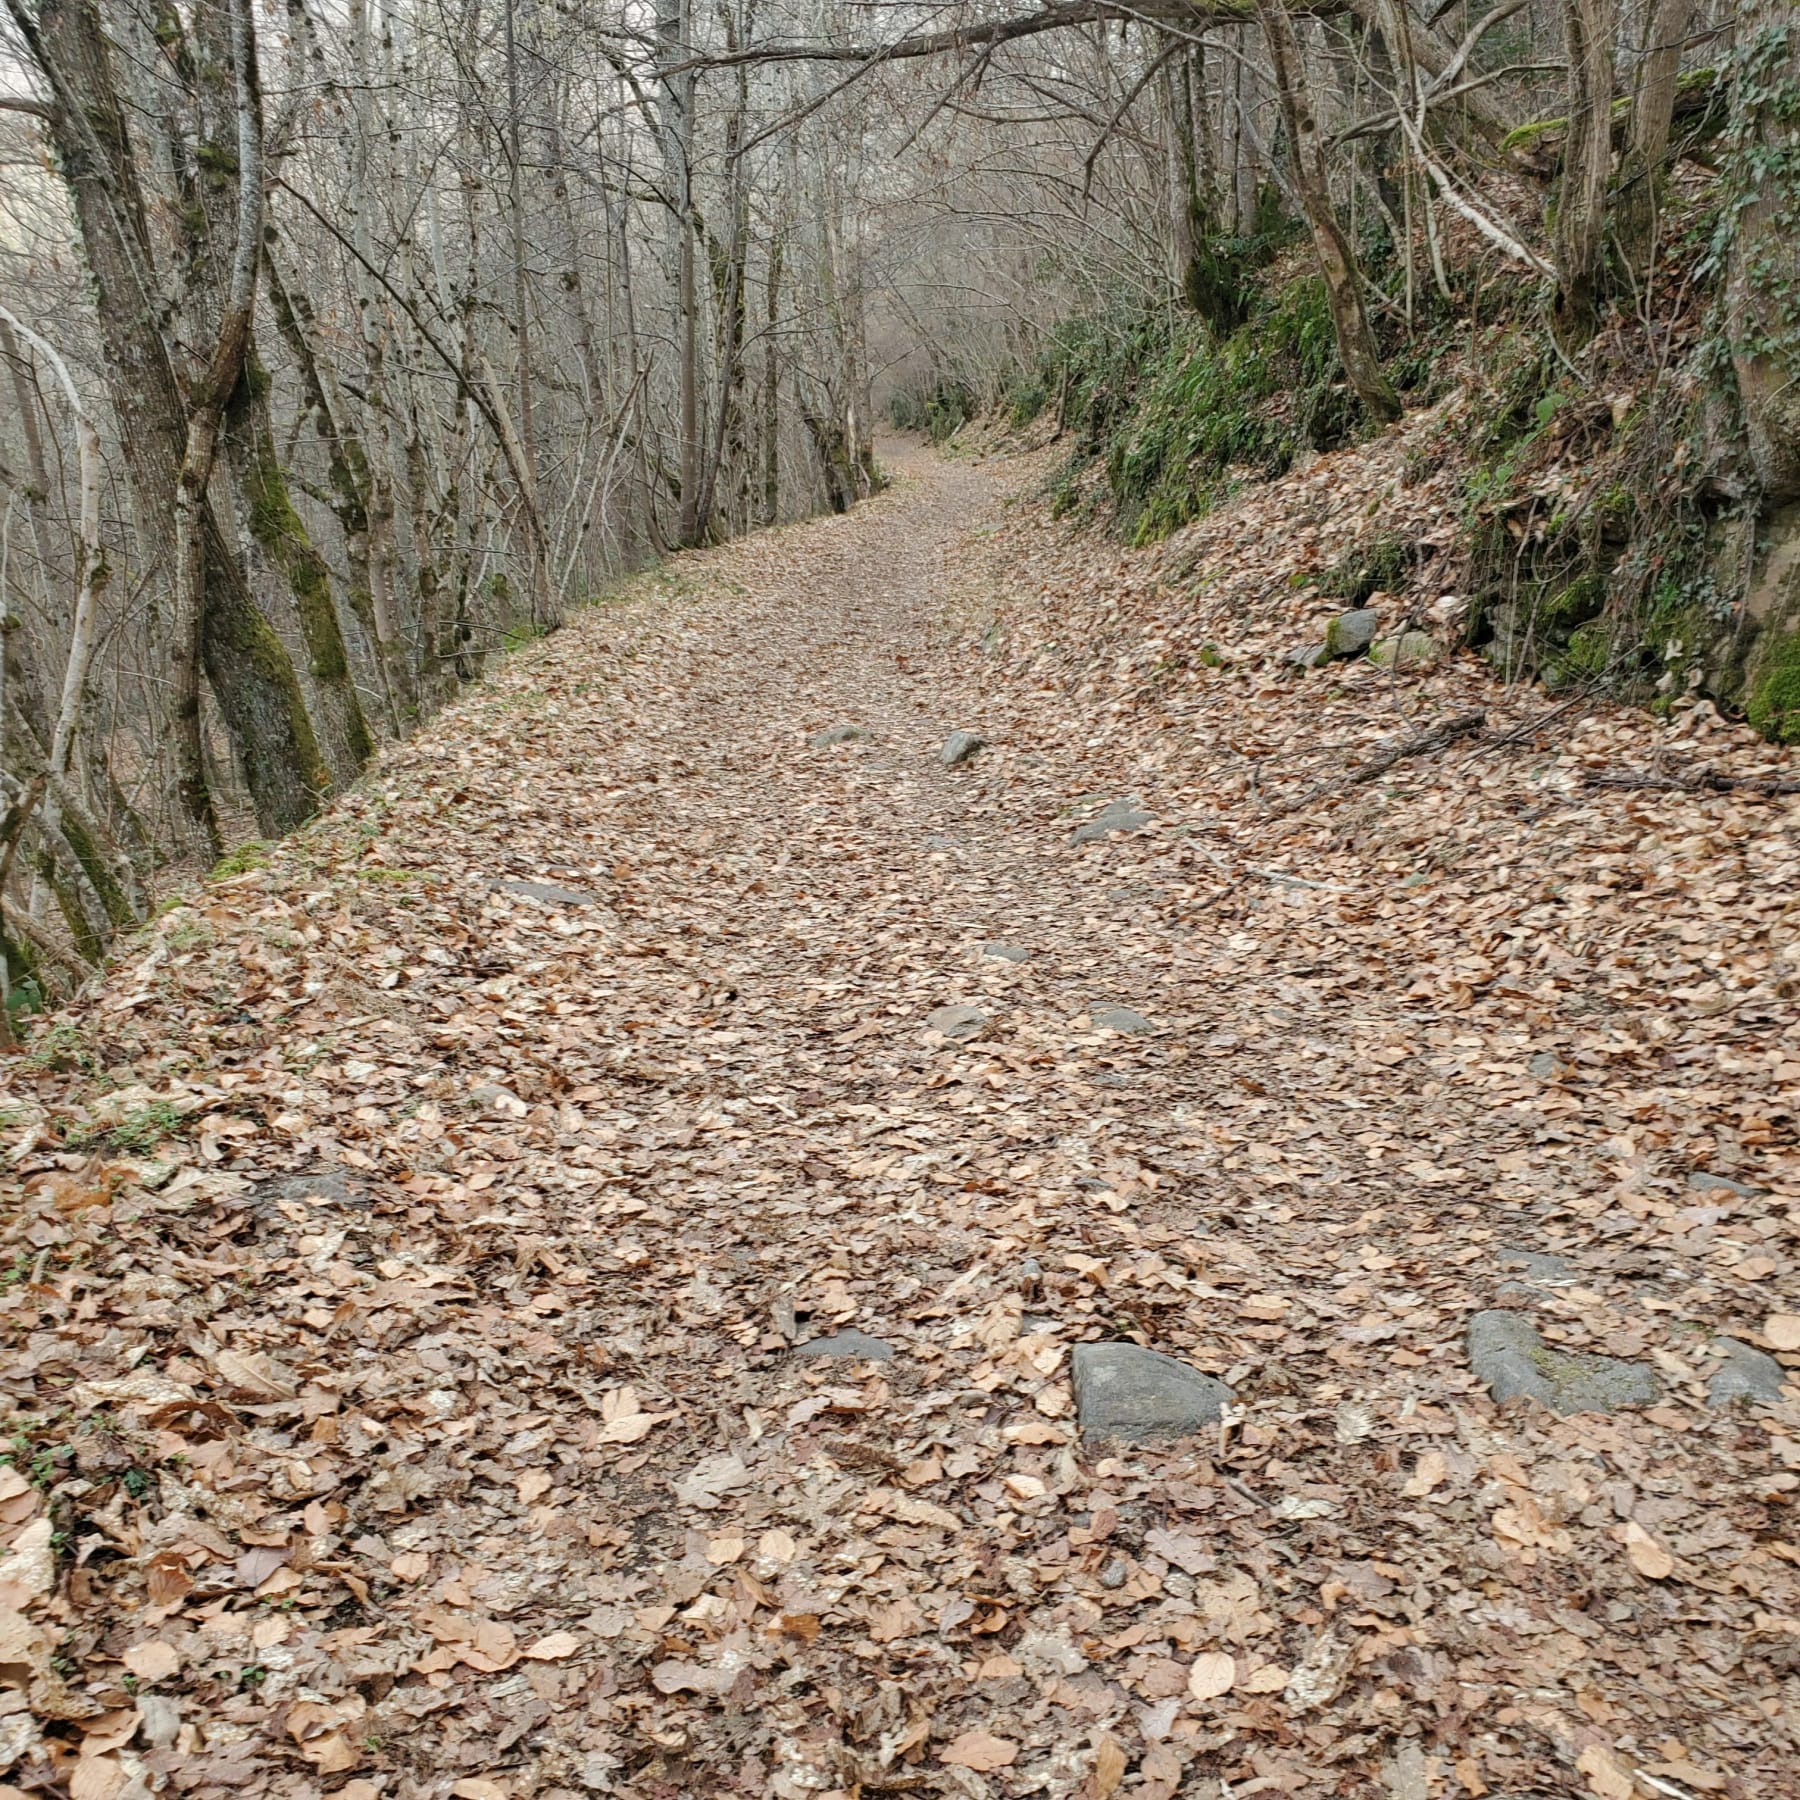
xmin=1 ymin=431 xmax=1796 ymax=1800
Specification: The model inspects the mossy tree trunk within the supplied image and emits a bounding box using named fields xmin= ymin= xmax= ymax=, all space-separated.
xmin=223 ymin=350 xmax=376 ymax=784
xmin=31 ymin=0 xmax=329 ymax=841
xmin=1728 ymin=3 xmax=1800 ymax=741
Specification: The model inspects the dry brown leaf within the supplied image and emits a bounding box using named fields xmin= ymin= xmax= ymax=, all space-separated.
xmin=68 ymin=1757 xmax=123 ymax=1800
xmin=940 ymin=1731 xmax=1019 ymax=1772
xmin=1575 ymin=1744 xmax=1635 ymax=1800
xmin=1402 ymin=1451 xmax=1448 ymax=1498
xmin=120 ymin=1641 xmax=180 ymax=1682
xmin=1622 ymin=1521 xmax=1675 ymax=1580
xmin=1092 ymin=1734 xmax=1127 ymax=1797
xmin=1765 ymin=1314 xmax=1800 ymax=1352
xmin=1186 ymin=1651 xmax=1236 ymax=1701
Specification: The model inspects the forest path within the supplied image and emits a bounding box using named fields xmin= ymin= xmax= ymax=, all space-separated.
xmin=7 ymin=437 xmax=1797 ymax=1800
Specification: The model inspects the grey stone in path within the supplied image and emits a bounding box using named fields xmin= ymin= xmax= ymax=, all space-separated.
xmin=1324 ymin=608 xmax=1380 ymax=658
xmin=493 ymin=877 xmax=598 ymax=906
xmin=792 ymin=1329 xmax=894 ymax=1362
xmin=1687 ymin=1169 xmax=1766 ymax=1198
xmin=1072 ymin=799 xmax=1151 ymax=845
xmin=926 ymin=1003 xmax=988 ymax=1042
xmin=1091 ymin=1004 xmax=1152 ymax=1034
xmin=1708 ymin=1338 xmax=1790 ymax=1406
xmin=983 ymin=943 xmax=1031 ymax=963
xmin=1072 ymin=1343 xmax=1234 ymax=1441
xmin=1467 ymin=1311 xmax=1659 ymax=1414
xmin=810 ymin=724 xmax=873 ymax=747
xmin=1370 ymin=631 xmax=1442 ymax=670
xmin=1495 ymin=1246 xmax=1576 ymax=1286
xmin=941 ymin=729 xmax=985 ymax=768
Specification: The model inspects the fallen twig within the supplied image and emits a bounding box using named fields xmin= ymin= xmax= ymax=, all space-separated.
xmin=1269 ymin=709 xmax=1487 ymax=820
xmin=1585 ymin=769 xmax=1800 ymax=798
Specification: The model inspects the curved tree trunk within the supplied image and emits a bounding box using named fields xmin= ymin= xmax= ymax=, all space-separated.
xmin=1255 ymin=0 xmax=1401 ymax=424
xmin=27 ymin=0 xmax=330 ymax=841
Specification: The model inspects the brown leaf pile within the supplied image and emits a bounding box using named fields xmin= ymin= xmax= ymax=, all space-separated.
xmin=1 ymin=433 xmax=1794 ymax=1800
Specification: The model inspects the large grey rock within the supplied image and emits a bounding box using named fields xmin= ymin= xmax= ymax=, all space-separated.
xmin=1071 ymin=1343 xmax=1234 ymax=1441
xmin=941 ymin=729 xmax=985 ymax=768
xmin=983 ymin=943 xmax=1031 ymax=963
xmin=1323 ymin=608 xmax=1380 ymax=658
xmin=1708 ymin=1337 xmax=1790 ymax=1406
xmin=1090 ymin=1004 xmax=1152 ymax=1034
xmin=1467 ymin=1311 xmax=1659 ymax=1415
xmin=493 ymin=877 xmax=598 ymax=906
xmin=792 ymin=1329 xmax=893 ymax=1362
xmin=1287 ymin=643 xmax=1330 ymax=670
xmin=1071 ymin=799 xmax=1151 ymax=846
xmin=810 ymin=724 xmax=872 ymax=748
xmin=1369 ymin=631 xmax=1442 ymax=670
xmin=926 ymin=1004 xmax=987 ymax=1042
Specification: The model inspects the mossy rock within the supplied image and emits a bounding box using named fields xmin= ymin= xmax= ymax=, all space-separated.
xmin=1746 ymin=625 xmax=1800 ymax=743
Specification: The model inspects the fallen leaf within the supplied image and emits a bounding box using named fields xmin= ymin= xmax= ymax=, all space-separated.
xmin=1187 ymin=1651 xmax=1236 ymax=1702
xmin=121 ymin=1641 xmax=180 ymax=1682
xmin=941 ymin=1730 xmax=1018 ymax=1772
xmin=523 ymin=1631 xmax=581 ymax=1661
xmin=1575 ymin=1744 xmax=1635 ymax=1800
xmin=1402 ymin=1451 xmax=1448 ymax=1498
xmin=1093 ymin=1734 xmax=1127 ymax=1797
xmin=1766 ymin=1314 xmax=1800 ymax=1352
xmin=0 ymin=1519 xmax=55 ymax=1599
xmin=1623 ymin=1520 xmax=1675 ymax=1580
xmin=68 ymin=1757 xmax=124 ymax=1800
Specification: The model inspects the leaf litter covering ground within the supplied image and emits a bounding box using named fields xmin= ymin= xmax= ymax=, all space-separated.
xmin=1 ymin=433 xmax=1797 ymax=1800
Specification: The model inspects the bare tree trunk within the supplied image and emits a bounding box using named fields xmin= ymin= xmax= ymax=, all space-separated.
xmin=1615 ymin=0 xmax=1695 ymax=287
xmin=1254 ymin=0 xmax=1401 ymax=423
xmin=1553 ymin=0 xmax=1619 ymax=350
xmin=762 ymin=231 xmax=783 ymax=528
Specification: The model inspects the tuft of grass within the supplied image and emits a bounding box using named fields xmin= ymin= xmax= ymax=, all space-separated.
xmin=211 ymin=840 xmax=270 ymax=880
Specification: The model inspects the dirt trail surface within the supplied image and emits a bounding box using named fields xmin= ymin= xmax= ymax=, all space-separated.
xmin=4 ymin=437 xmax=1799 ymax=1800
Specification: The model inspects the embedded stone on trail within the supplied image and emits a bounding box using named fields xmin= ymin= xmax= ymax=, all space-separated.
xmin=1287 ymin=643 xmax=1329 ymax=670
xmin=1370 ymin=631 xmax=1442 ymax=670
xmin=810 ymin=724 xmax=872 ymax=748
xmin=983 ymin=942 xmax=1031 ymax=963
xmin=1707 ymin=1338 xmax=1790 ymax=1406
xmin=493 ymin=877 xmax=598 ymax=906
xmin=791 ymin=1328 xmax=894 ymax=1362
xmin=941 ymin=729 xmax=985 ymax=767
xmin=1467 ymin=1311 xmax=1659 ymax=1414
xmin=1071 ymin=799 xmax=1150 ymax=845
xmin=1495 ymin=1246 xmax=1576 ymax=1287
xmin=1687 ymin=1169 xmax=1766 ymax=1198
xmin=1323 ymin=608 xmax=1380 ymax=659
xmin=1090 ymin=1004 xmax=1152 ymax=1034
xmin=1072 ymin=1343 xmax=1233 ymax=1441
xmin=926 ymin=1004 xmax=987 ymax=1042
